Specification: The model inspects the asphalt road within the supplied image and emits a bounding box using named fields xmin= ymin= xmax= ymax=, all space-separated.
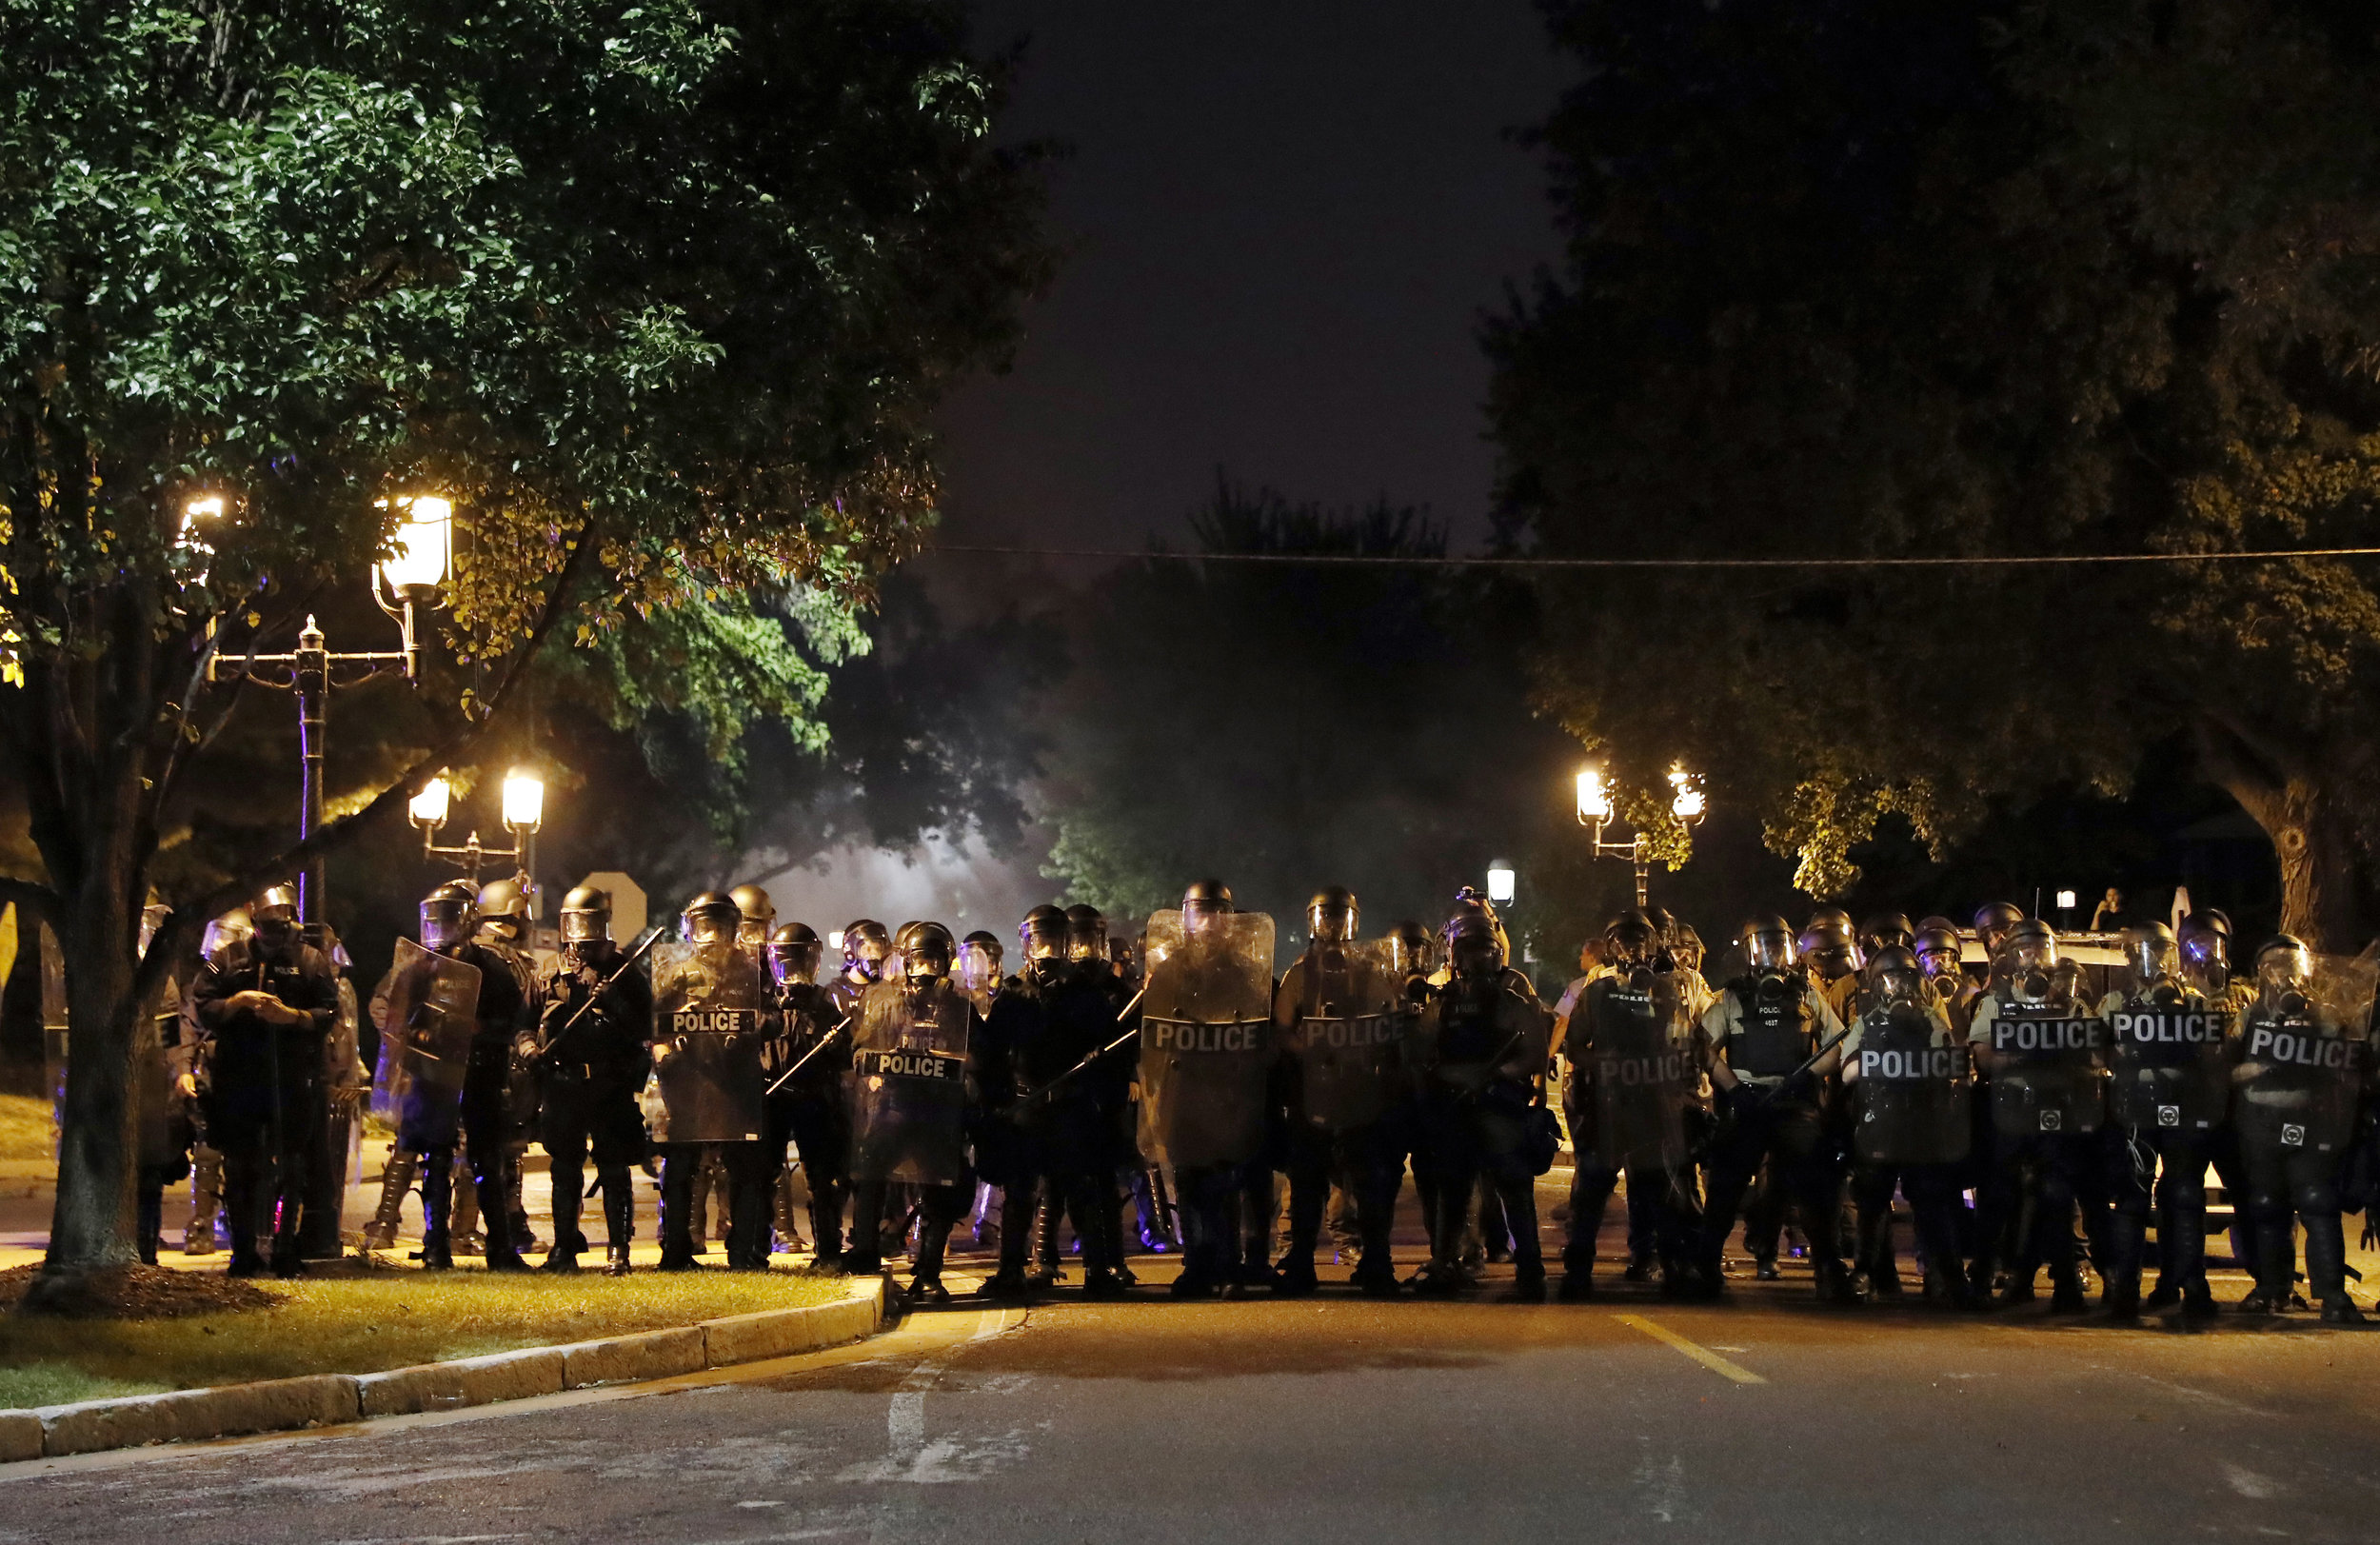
xmin=5 ymin=1230 xmax=2378 ymax=1544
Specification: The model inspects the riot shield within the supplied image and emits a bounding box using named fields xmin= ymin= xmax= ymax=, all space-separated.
xmin=650 ymin=940 xmax=765 ymax=1144
xmin=1588 ymin=977 xmax=1692 ymax=1169
xmin=1136 ymin=909 xmax=1276 ymax=1169
xmin=2105 ymin=993 xmax=2232 ymax=1135
xmin=1986 ymin=1001 xmax=2107 ymax=1138
xmin=1284 ymin=939 xmax=1405 ymax=1135
xmin=379 ymin=941 xmax=482 ymax=1099
xmin=849 ymin=979 xmax=972 ymax=1184
xmin=1852 ymin=1008 xmax=1972 ymax=1165
xmin=2234 ymin=950 xmax=2377 ymax=1158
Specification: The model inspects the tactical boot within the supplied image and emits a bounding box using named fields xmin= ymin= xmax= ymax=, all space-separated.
xmin=1815 ymin=1260 xmax=1858 ymax=1305
xmin=1503 ymin=1258 xmax=1547 ymax=1303
xmin=1620 ymin=1254 xmax=1655 ymax=1283
xmin=2048 ymin=1271 xmax=2089 ymax=1315
xmin=606 ymin=1243 xmax=633 ymax=1278
xmin=2179 ymin=1287 xmax=2220 ymax=1321
xmin=1754 ymin=1258 xmax=1781 ymax=1282
xmin=1081 ymin=1267 xmax=1130 ymax=1300
xmin=1557 ymin=1272 xmax=1595 ymax=1302
xmin=1354 ymin=1259 xmax=1402 ymax=1298
xmin=363 ymin=1151 xmax=419 ymax=1252
xmin=2103 ymin=1282 xmax=2141 ymax=1321
xmin=541 ymin=1247 xmax=582 ymax=1274
xmin=1274 ymin=1258 xmax=1319 ymax=1298
xmin=979 ymin=1267 xmax=1033 ymax=1300
xmin=907 ymin=1271 xmax=952 ymax=1305
xmin=2142 ymin=1280 xmax=2182 ymax=1311
xmin=184 ymin=1154 xmax=225 ymax=1256
xmin=2319 ymin=1296 xmax=2366 ymax=1325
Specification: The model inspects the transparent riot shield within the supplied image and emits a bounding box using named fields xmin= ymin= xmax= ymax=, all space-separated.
xmin=1136 ymin=909 xmax=1276 ymax=1169
xmin=849 ymin=978 xmax=973 ymax=1184
xmin=650 ymin=940 xmax=766 ymax=1144
xmin=1283 ymin=938 xmax=1404 ymax=1136
xmin=1852 ymin=1007 xmax=1973 ymax=1165
xmin=1588 ymin=976 xmax=1692 ymax=1169
xmin=2233 ymin=949 xmax=2377 ymax=1159
xmin=2105 ymin=993 xmax=2232 ymax=1135
xmin=380 ymin=941 xmax=482 ymax=1099
xmin=1987 ymin=1002 xmax=2107 ymax=1138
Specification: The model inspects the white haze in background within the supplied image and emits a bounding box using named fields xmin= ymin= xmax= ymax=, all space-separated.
xmin=744 ymin=828 xmax=1061 ymax=952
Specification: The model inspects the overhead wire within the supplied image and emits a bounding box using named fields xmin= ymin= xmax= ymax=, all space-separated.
xmin=925 ymin=544 xmax=2380 ymax=570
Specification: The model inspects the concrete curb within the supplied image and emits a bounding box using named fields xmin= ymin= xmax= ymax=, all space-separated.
xmin=4 ymin=1276 xmax=888 ymax=1459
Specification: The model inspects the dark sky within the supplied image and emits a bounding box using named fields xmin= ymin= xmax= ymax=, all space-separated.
xmin=933 ymin=3 xmax=1577 ymax=555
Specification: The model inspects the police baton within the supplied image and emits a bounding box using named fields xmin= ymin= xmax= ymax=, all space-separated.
xmin=544 ymin=923 xmax=668 ymax=1054
xmin=1003 ymin=988 xmax=1147 ymax=1118
xmin=764 ymin=1013 xmax=853 ymax=1097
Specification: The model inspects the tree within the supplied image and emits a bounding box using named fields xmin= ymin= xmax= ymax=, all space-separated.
xmin=1039 ymin=480 xmax=1582 ymax=951
xmin=0 ymin=0 xmax=1049 ymax=1289
xmin=1486 ymin=0 xmax=2380 ymax=949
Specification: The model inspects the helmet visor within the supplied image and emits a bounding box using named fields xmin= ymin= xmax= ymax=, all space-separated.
xmin=421 ymin=899 xmax=473 ymax=952
xmin=1744 ymin=930 xmax=1795 ymax=973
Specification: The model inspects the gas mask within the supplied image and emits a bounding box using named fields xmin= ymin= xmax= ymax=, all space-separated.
xmin=2258 ymin=944 xmax=2314 ymax=1018
xmin=1743 ymin=928 xmax=1795 ymax=983
xmin=2182 ymin=933 xmax=2231 ymax=997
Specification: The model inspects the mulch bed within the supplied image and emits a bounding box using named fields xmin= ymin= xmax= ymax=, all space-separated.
xmin=0 ymin=1264 xmax=278 ymax=1319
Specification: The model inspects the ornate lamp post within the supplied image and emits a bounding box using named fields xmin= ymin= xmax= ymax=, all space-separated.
xmin=1576 ymin=763 xmax=1708 ymax=908
xmin=205 ymin=495 xmax=452 ymax=923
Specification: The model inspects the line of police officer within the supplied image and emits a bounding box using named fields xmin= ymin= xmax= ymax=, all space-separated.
xmin=1559 ymin=904 xmax=2377 ymax=1322
xmin=172 ymin=871 xmax=2376 ymax=1323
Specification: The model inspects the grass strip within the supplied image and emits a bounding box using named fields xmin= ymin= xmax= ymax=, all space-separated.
xmin=0 ymin=1267 xmax=847 ymax=1408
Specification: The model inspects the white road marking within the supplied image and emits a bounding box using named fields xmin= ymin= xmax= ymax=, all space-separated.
xmin=2225 ymin=1462 xmax=2284 ymax=1499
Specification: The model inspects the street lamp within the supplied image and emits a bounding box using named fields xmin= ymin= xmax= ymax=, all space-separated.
xmin=1486 ymin=862 xmax=1517 ymax=905
xmin=411 ymin=765 xmax=545 ymax=902
xmin=207 ymin=492 xmax=451 ymax=922
xmin=1577 ymin=762 xmax=1708 ymax=908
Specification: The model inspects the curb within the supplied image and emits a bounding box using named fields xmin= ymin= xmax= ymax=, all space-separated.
xmin=10 ymin=1276 xmax=887 ymax=1459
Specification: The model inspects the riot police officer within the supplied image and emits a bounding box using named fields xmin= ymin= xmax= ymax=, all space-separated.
xmin=1274 ymin=886 xmax=1408 ymax=1297
xmin=764 ymin=921 xmax=852 ymax=1269
xmin=843 ymin=921 xmax=985 ymax=1301
xmin=651 ymin=892 xmax=771 ymax=1270
xmin=1561 ymin=912 xmax=1702 ymax=1299
xmin=476 ymin=879 xmax=544 ymax=1255
xmin=534 ymin=886 xmax=653 ymax=1274
xmin=2097 ymin=921 xmax=2228 ymax=1319
xmin=984 ymin=905 xmax=1133 ymax=1299
xmin=1415 ymin=915 xmax=1552 ymax=1300
xmin=398 ymin=881 xmax=534 ymax=1269
xmin=2177 ymin=907 xmax=2265 ymax=1304
xmin=1140 ymin=881 xmax=1277 ymax=1298
xmin=1698 ymin=916 xmax=1854 ymax=1301
xmin=1840 ymin=945 xmax=1975 ymax=1306
xmin=1968 ymin=920 xmax=2109 ymax=1312
xmin=2231 ymin=936 xmax=2370 ymax=1321
xmin=189 ymin=885 xmax=340 ymax=1277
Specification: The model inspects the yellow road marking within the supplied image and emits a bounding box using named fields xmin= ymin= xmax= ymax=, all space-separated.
xmin=1614 ymin=1314 xmax=1767 ymax=1384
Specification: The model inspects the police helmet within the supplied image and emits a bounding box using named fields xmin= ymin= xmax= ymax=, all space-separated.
xmin=896 ymin=920 xmax=957 ymax=980
xmin=1020 ymin=904 xmax=1069 ymax=962
xmin=842 ymin=919 xmax=891 ymax=980
xmin=682 ymin=890 xmax=742 ymax=945
xmin=559 ymin=884 xmax=611 ymax=946
xmin=1063 ymin=904 xmax=1108 ymax=964
xmin=420 ymin=881 xmax=479 ymax=952
xmin=768 ymin=921 xmax=823 ymax=987
xmin=1740 ymin=914 xmax=1796 ymax=974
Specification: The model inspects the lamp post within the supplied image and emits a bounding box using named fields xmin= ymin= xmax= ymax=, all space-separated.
xmin=1576 ymin=763 xmax=1708 ymax=908
xmin=205 ymin=494 xmax=452 ymax=923
xmin=408 ymin=767 xmax=546 ymax=906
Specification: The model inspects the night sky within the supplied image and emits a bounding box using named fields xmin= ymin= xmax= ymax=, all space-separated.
xmin=933 ymin=2 xmax=1577 ymax=554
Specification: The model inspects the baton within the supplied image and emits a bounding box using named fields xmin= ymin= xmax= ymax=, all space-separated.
xmin=764 ymin=1013 xmax=853 ymax=1096
xmin=1003 ymin=987 xmax=1147 ymax=1117
xmin=544 ymin=922 xmax=668 ymax=1054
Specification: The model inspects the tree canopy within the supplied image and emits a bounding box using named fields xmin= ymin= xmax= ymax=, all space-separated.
xmin=0 ymin=0 xmax=1051 ymax=1279
xmin=1487 ymin=0 xmax=2380 ymax=948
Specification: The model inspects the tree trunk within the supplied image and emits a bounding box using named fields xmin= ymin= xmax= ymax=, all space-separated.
xmin=2193 ymin=715 xmax=2374 ymax=954
xmin=39 ymin=879 xmax=141 ymax=1283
